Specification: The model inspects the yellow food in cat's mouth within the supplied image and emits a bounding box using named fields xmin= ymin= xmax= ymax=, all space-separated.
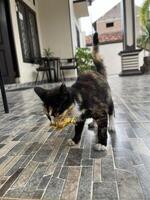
xmin=50 ymin=105 xmax=76 ymax=129
xmin=51 ymin=117 xmax=76 ymax=129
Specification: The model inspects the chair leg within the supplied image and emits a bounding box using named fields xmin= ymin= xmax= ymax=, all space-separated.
xmin=42 ymin=71 xmax=45 ymax=84
xmin=48 ymin=70 xmax=52 ymax=83
xmin=62 ymin=70 xmax=65 ymax=81
xmin=60 ymin=70 xmax=63 ymax=82
xmin=54 ymin=69 xmax=57 ymax=82
xmin=46 ymin=71 xmax=50 ymax=83
xmin=35 ymin=72 xmax=39 ymax=85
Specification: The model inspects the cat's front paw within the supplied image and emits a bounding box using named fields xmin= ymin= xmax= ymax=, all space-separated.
xmin=94 ymin=144 xmax=107 ymax=151
xmin=67 ymin=139 xmax=76 ymax=146
xmin=108 ymin=125 xmax=116 ymax=133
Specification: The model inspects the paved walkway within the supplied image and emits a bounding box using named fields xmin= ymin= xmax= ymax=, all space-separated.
xmin=0 ymin=75 xmax=150 ymax=200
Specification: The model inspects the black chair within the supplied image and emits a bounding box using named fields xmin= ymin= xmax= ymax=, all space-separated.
xmin=44 ymin=57 xmax=59 ymax=82
xmin=35 ymin=58 xmax=50 ymax=85
xmin=35 ymin=57 xmax=59 ymax=85
xmin=60 ymin=58 xmax=79 ymax=81
xmin=0 ymin=70 xmax=9 ymax=113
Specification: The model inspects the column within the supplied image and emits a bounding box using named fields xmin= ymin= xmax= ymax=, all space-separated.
xmin=119 ymin=0 xmax=142 ymax=76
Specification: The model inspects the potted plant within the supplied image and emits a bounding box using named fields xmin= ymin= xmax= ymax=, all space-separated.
xmin=43 ymin=48 xmax=54 ymax=58
xmin=137 ymin=21 xmax=150 ymax=73
xmin=137 ymin=0 xmax=150 ymax=73
xmin=75 ymin=47 xmax=94 ymax=73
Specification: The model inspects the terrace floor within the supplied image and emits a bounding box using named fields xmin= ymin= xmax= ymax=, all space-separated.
xmin=0 ymin=75 xmax=150 ymax=200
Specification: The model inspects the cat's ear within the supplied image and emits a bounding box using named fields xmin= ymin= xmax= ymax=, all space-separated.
xmin=34 ymin=87 xmax=47 ymax=102
xmin=59 ymin=83 xmax=68 ymax=94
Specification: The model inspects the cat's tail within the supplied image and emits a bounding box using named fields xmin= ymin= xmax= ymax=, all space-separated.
xmin=92 ymin=32 xmax=106 ymax=77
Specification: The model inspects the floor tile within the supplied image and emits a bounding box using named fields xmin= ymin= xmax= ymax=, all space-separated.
xmin=1 ymin=76 xmax=150 ymax=199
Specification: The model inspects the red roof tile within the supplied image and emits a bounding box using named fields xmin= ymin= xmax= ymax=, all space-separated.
xmin=86 ymin=31 xmax=123 ymax=46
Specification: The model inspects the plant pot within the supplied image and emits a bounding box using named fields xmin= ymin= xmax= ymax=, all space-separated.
xmin=140 ymin=56 xmax=150 ymax=74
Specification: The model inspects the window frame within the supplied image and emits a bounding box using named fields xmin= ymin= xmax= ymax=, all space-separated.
xmin=16 ymin=0 xmax=41 ymax=64
xmin=106 ymin=22 xmax=114 ymax=28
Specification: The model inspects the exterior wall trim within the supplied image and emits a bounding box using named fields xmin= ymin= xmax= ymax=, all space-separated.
xmin=68 ymin=0 xmax=75 ymax=57
xmin=7 ymin=0 xmax=20 ymax=78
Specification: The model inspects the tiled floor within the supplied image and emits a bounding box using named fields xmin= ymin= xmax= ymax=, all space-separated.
xmin=1 ymin=75 xmax=150 ymax=200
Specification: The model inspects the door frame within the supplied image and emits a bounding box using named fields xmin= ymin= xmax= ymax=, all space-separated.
xmin=4 ymin=0 xmax=20 ymax=79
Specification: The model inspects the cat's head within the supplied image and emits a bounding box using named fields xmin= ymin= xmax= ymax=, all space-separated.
xmin=34 ymin=84 xmax=73 ymax=121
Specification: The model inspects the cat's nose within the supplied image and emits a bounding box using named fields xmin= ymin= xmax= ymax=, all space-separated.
xmin=53 ymin=113 xmax=59 ymax=117
xmin=52 ymin=110 xmax=59 ymax=117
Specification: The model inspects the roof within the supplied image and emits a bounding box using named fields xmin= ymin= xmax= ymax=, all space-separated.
xmin=97 ymin=2 xmax=140 ymax=22
xmin=86 ymin=2 xmax=140 ymax=46
xmin=86 ymin=31 xmax=123 ymax=46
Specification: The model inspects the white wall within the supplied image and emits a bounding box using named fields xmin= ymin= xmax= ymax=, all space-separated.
xmin=99 ymin=42 xmax=145 ymax=75
xmin=99 ymin=43 xmax=123 ymax=75
xmin=89 ymin=42 xmax=145 ymax=75
xmin=9 ymin=0 xmax=42 ymax=83
xmin=69 ymin=1 xmax=86 ymax=51
xmin=38 ymin=0 xmax=73 ymax=58
xmin=69 ymin=0 xmax=78 ymax=56
xmin=59 ymin=0 xmax=85 ymax=78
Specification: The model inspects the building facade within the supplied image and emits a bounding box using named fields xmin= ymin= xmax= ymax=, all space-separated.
xmin=85 ymin=1 xmax=143 ymax=75
xmin=86 ymin=2 xmax=141 ymax=45
xmin=0 ymin=0 xmax=90 ymax=84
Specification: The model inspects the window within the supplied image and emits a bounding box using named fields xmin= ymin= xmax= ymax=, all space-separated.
xmin=106 ymin=22 xmax=114 ymax=28
xmin=16 ymin=0 xmax=40 ymax=63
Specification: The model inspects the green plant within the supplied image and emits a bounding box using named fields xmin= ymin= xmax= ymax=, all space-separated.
xmin=140 ymin=0 xmax=150 ymax=27
xmin=43 ymin=48 xmax=54 ymax=58
xmin=137 ymin=21 xmax=150 ymax=56
xmin=138 ymin=0 xmax=150 ymax=56
xmin=75 ymin=47 xmax=94 ymax=72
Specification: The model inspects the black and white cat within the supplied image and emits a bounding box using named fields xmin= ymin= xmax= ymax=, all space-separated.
xmin=34 ymin=32 xmax=115 ymax=151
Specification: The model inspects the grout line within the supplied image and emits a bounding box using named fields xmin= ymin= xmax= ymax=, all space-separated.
xmin=115 ymin=180 xmax=120 ymax=200
xmin=57 ymin=149 xmax=69 ymax=178
xmin=73 ymin=166 xmax=82 ymax=200
xmin=111 ymin=146 xmax=117 ymax=170
xmin=40 ymin=173 xmax=53 ymax=199
xmin=90 ymin=162 xmax=94 ymax=200
xmin=119 ymin=96 xmax=150 ymax=139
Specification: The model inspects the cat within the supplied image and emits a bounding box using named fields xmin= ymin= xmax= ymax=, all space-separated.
xmin=34 ymin=32 xmax=115 ymax=151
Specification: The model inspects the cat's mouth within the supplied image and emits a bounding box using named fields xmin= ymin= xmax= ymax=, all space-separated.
xmin=54 ymin=105 xmax=74 ymax=121
xmin=43 ymin=106 xmax=53 ymax=121
xmin=44 ymin=104 xmax=75 ymax=122
xmin=50 ymin=105 xmax=76 ymax=129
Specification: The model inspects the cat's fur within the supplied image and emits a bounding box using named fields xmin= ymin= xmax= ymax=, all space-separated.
xmin=34 ymin=32 xmax=115 ymax=151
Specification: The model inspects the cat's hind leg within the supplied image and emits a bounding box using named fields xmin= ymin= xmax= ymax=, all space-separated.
xmin=94 ymin=111 xmax=108 ymax=151
xmin=108 ymin=101 xmax=115 ymax=133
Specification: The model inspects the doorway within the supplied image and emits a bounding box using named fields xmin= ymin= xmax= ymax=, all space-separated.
xmin=0 ymin=0 xmax=19 ymax=84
